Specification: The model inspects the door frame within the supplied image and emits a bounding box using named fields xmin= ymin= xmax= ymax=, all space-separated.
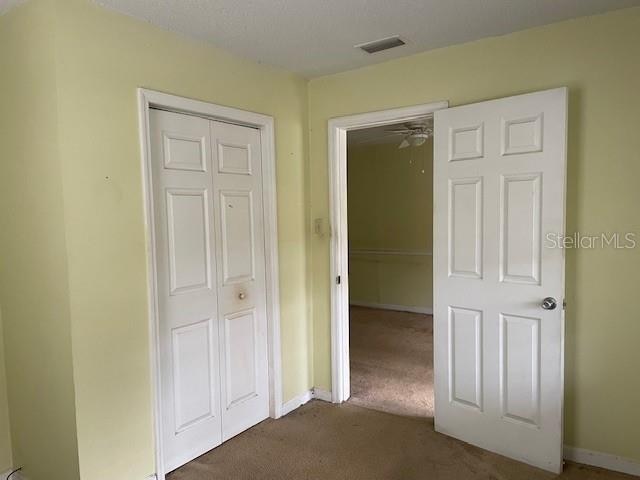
xmin=327 ymin=100 xmax=448 ymax=403
xmin=137 ymin=88 xmax=283 ymax=480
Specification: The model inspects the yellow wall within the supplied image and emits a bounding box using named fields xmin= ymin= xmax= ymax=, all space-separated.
xmin=309 ymin=7 xmax=640 ymax=462
xmin=50 ymin=1 xmax=311 ymax=478
xmin=0 ymin=0 xmax=311 ymax=478
xmin=0 ymin=1 xmax=81 ymax=478
xmin=347 ymin=141 xmax=433 ymax=310
xmin=2 ymin=1 xmax=640 ymax=477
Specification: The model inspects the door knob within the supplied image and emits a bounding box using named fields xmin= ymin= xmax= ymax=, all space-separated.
xmin=238 ymin=292 xmax=246 ymax=300
xmin=541 ymin=297 xmax=557 ymax=310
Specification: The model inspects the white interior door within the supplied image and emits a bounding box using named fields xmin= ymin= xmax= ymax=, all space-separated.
xmin=211 ymin=120 xmax=270 ymax=441
xmin=150 ymin=109 xmax=270 ymax=473
xmin=433 ymin=88 xmax=567 ymax=473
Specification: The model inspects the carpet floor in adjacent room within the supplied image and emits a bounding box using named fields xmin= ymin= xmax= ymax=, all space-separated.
xmin=167 ymin=401 xmax=634 ymax=480
xmin=348 ymin=306 xmax=433 ymax=417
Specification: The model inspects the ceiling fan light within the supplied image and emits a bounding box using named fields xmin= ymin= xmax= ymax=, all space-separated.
xmin=399 ymin=138 xmax=410 ymax=149
xmin=411 ymin=133 xmax=428 ymax=146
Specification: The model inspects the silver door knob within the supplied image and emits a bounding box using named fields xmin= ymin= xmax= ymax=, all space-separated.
xmin=541 ymin=297 xmax=557 ymax=310
xmin=238 ymin=292 xmax=246 ymax=300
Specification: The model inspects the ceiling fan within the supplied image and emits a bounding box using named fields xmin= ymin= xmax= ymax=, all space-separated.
xmin=385 ymin=120 xmax=434 ymax=149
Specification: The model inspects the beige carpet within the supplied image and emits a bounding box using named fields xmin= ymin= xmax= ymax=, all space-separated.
xmin=167 ymin=401 xmax=633 ymax=480
xmin=349 ymin=306 xmax=433 ymax=417
xmin=167 ymin=306 xmax=633 ymax=479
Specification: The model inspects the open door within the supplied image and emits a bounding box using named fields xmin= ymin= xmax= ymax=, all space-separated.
xmin=433 ymin=88 xmax=567 ymax=473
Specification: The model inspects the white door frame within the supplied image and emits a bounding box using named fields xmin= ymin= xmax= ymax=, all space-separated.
xmin=328 ymin=100 xmax=448 ymax=403
xmin=137 ymin=88 xmax=283 ymax=480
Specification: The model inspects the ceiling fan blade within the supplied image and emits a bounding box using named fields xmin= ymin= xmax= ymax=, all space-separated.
xmin=353 ymin=133 xmax=403 ymax=145
xmin=386 ymin=128 xmax=412 ymax=133
xmin=398 ymin=138 xmax=410 ymax=149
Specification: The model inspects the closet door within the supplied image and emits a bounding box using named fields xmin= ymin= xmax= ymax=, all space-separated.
xmin=210 ymin=121 xmax=270 ymax=441
xmin=151 ymin=109 xmax=271 ymax=472
xmin=150 ymin=109 xmax=222 ymax=473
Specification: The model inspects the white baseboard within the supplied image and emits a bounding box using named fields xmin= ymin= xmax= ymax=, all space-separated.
xmin=311 ymin=388 xmax=332 ymax=402
xmin=350 ymin=301 xmax=432 ymax=315
xmin=564 ymin=446 xmax=640 ymax=477
xmin=281 ymin=388 xmax=334 ymax=416
xmin=2 ymin=470 xmax=23 ymax=480
xmin=281 ymin=390 xmax=314 ymax=416
xmin=1 ymin=470 xmax=25 ymax=480
xmin=2 ymin=469 xmax=155 ymax=480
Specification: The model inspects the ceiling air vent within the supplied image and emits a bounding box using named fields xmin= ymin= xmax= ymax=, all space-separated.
xmin=356 ymin=36 xmax=405 ymax=54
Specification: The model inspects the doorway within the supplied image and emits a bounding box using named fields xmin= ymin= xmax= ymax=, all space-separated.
xmin=328 ymin=89 xmax=567 ymax=473
xmin=138 ymin=89 xmax=283 ymax=480
xmin=346 ymin=119 xmax=435 ymax=418
xmin=327 ymin=101 xmax=448 ymax=405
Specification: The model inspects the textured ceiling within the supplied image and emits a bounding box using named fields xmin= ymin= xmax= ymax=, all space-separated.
xmin=0 ymin=0 xmax=26 ymax=15
xmin=90 ymin=1 xmax=640 ymax=76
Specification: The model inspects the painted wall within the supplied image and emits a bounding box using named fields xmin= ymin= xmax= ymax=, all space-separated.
xmin=2 ymin=1 xmax=639 ymax=477
xmin=0 ymin=1 xmax=81 ymax=478
xmin=308 ymin=7 xmax=640 ymax=462
xmin=50 ymin=1 xmax=311 ymax=478
xmin=347 ymin=141 xmax=433 ymax=311
xmin=0 ymin=0 xmax=311 ymax=478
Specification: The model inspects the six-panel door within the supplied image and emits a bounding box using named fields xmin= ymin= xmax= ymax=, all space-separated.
xmin=433 ymin=88 xmax=567 ymax=473
xmin=150 ymin=109 xmax=269 ymax=473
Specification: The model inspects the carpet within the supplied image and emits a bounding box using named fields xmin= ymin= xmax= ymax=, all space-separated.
xmin=349 ymin=306 xmax=433 ymax=418
xmin=167 ymin=401 xmax=633 ymax=480
xmin=167 ymin=307 xmax=633 ymax=480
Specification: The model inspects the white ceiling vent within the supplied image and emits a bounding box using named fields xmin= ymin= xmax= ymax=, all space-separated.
xmin=355 ymin=36 xmax=406 ymax=54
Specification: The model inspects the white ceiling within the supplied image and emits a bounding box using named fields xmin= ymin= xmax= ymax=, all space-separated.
xmin=99 ymin=1 xmax=639 ymax=77
xmin=0 ymin=0 xmax=26 ymax=15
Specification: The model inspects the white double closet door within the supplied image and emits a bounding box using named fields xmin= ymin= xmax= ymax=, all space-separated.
xmin=150 ymin=109 xmax=270 ymax=473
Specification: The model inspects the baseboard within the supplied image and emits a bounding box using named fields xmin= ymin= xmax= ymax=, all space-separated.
xmin=350 ymin=301 xmax=432 ymax=315
xmin=311 ymin=388 xmax=333 ymax=402
xmin=282 ymin=390 xmax=314 ymax=416
xmin=3 ymin=469 xmax=155 ymax=480
xmin=2 ymin=470 xmax=24 ymax=480
xmin=1 ymin=471 xmax=25 ymax=480
xmin=564 ymin=446 xmax=640 ymax=477
xmin=281 ymin=388 xmax=333 ymax=416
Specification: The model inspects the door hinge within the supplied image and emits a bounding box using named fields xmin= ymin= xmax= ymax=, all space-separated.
xmin=336 ymin=275 xmax=341 ymax=285
xmin=563 ymin=299 xmax=567 ymax=310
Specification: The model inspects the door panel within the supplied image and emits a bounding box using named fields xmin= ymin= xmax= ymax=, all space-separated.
xmin=220 ymin=190 xmax=255 ymax=284
xmin=172 ymin=319 xmax=217 ymax=433
xmin=448 ymin=178 xmax=483 ymax=278
xmin=166 ymin=189 xmax=212 ymax=294
xmin=500 ymin=313 xmax=540 ymax=426
xmin=500 ymin=174 xmax=541 ymax=284
xmin=434 ymin=88 xmax=567 ymax=473
xmin=163 ymin=132 xmax=207 ymax=171
xmin=223 ymin=309 xmax=258 ymax=408
xmin=448 ymin=306 xmax=483 ymax=410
